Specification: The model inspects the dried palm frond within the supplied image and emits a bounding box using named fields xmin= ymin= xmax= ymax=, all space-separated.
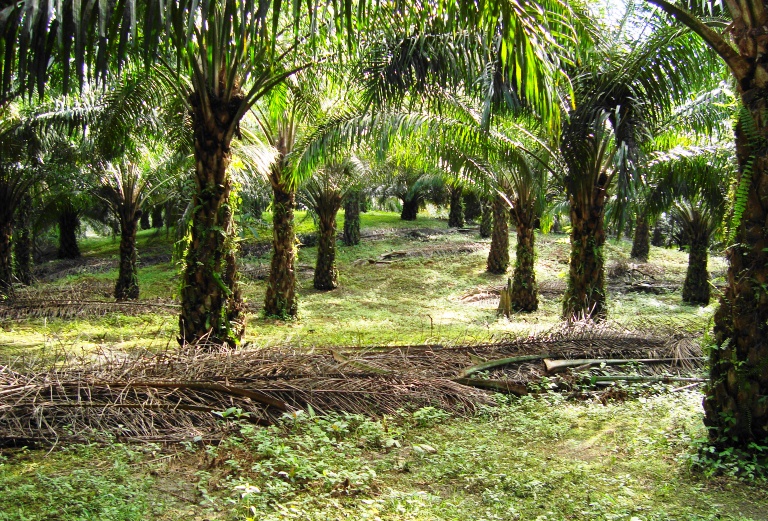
xmin=0 ymin=322 xmax=705 ymax=446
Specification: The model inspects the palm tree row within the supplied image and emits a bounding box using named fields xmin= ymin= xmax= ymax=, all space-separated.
xmin=2 ymin=0 xmax=766 ymax=455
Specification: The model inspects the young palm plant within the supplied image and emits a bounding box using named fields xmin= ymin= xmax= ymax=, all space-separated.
xmin=301 ymin=157 xmax=367 ymax=290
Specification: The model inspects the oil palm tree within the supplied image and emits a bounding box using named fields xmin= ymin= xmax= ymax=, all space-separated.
xmin=644 ymin=144 xmax=733 ymax=305
xmin=301 ymin=156 xmax=367 ymax=290
xmin=95 ymin=147 xmax=187 ymax=300
xmin=0 ymin=110 xmax=41 ymax=295
xmin=559 ymin=8 xmax=720 ymax=320
xmin=1 ymin=0 xmax=582 ymax=345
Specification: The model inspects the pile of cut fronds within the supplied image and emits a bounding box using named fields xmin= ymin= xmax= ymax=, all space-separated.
xmin=0 ymin=321 xmax=704 ymax=446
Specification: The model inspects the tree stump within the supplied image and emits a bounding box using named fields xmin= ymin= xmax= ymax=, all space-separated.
xmin=497 ymin=278 xmax=512 ymax=318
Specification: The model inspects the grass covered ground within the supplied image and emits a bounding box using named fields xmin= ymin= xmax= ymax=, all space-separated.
xmin=3 ymin=210 xmax=764 ymax=520
xmin=0 ymin=210 xmax=724 ymax=354
xmin=2 ymin=391 xmax=766 ymax=520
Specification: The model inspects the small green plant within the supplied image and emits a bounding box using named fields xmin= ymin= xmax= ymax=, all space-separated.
xmin=686 ymin=438 xmax=768 ymax=482
xmin=411 ymin=406 xmax=450 ymax=427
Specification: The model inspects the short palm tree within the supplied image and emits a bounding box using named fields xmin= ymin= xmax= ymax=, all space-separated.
xmin=301 ymin=157 xmax=367 ymax=290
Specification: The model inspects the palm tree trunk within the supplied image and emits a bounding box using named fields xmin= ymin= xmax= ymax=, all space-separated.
xmin=400 ymin=197 xmax=419 ymax=221
xmin=651 ymin=220 xmax=665 ymax=247
xmin=140 ymin=211 xmax=151 ymax=230
xmin=704 ymin=107 xmax=768 ymax=449
xmin=644 ymin=0 xmax=768 ymax=452
xmin=57 ymin=206 xmax=80 ymax=259
xmin=14 ymin=195 xmax=32 ymax=286
xmin=511 ymin=219 xmax=538 ymax=311
xmin=448 ymin=185 xmax=464 ymax=228
xmin=0 ymin=217 xmax=12 ymax=295
xmin=480 ymin=200 xmax=492 ymax=238
xmin=179 ymin=95 xmax=245 ymax=346
xmin=264 ymin=181 xmax=298 ymax=318
xmin=343 ymin=190 xmax=361 ymax=246
xmin=314 ymin=197 xmax=342 ymax=290
xmin=487 ymin=195 xmax=509 ymax=274
xmin=630 ymin=213 xmax=650 ymax=262
xmin=151 ymin=205 xmax=163 ymax=229
xmin=563 ymin=196 xmax=607 ymax=320
xmin=115 ymin=212 xmax=140 ymax=301
xmin=682 ymin=225 xmax=709 ymax=305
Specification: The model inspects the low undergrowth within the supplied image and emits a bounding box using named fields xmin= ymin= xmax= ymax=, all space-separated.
xmin=2 ymin=390 xmax=766 ymax=520
xmin=0 ymin=211 xmax=724 ymax=354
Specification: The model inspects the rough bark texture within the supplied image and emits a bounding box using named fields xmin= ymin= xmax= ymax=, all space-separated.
xmin=140 ymin=211 xmax=151 ymax=230
xmin=115 ymin=213 xmax=140 ymax=301
xmin=342 ymin=190 xmax=361 ymax=246
xmin=57 ymin=207 xmax=81 ymax=259
xmin=314 ymin=196 xmax=342 ymax=291
xmin=479 ymin=201 xmax=492 ymax=238
xmin=705 ymin=110 xmax=768 ymax=450
xmin=511 ymin=221 xmax=538 ymax=312
xmin=562 ymin=180 xmax=608 ymax=320
xmin=651 ymin=221 xmax=665 ymax=247
xmin=151 ymin=205 xmax=163 ymax=229
xmin=264 ymin=180 xmax=298 ymax=318
xmin=647 ymin=0 xmax=768 ymax=453
xmin=0 ymin=219 xmax=12 ymax=295
xmin=14 ymin=195 xmax=32 ymax=286
xmin=631 ymin=214 xmax=650 ymax=262
xmin=487 ymin=195 xmax=509 ymax=274
xmin=448 ymin=186 xmax=464 ymax=228
xmin=463 ymin=191 xmax=482 ymax=222
xmin=179 ymin=92 xmax=245 ymax=346
xmin=400 ymin=197 xmax=419 ymax=221
xmin=690 ymin=2 xmax=768 ymax=452
xmin=682 ymin=226 xmax=710 ymax=305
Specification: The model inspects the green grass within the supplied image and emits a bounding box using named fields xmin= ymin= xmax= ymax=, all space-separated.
xmin=2 ymin=391 xmax=765 ymax=520
xmin=1 ymin=211 xmax=763 ymax=520
xmin=0 ymin=211 xmax=725 ymax=352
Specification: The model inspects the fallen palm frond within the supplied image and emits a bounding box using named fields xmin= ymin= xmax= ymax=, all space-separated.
xmin=0 ymin=299 xmax=179 ymax=320
xmin=544 ymin=357 xmax=705 ymax=374
xmin=0 ymin=322 xmax=706 ymax=446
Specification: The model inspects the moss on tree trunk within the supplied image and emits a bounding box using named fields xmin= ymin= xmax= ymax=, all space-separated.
xmin=682 ymin=229 xmax=710 ymax=305
xmin=630 ymin=213 xmax=650 ymax=262
xmin=178 ymin=93 xmax=245 ymax=346
xmin=314 ymin=197 xmax=342 ymax=291
xmin=57 ymin=207 xmax=80 ymax=259
xmin=448 ymin=185 xmax=464 ymax=228
xmin=487 ymin=195 xmax=509 ymax=274
xmin=511 ymin=221 xmax=538 ymax=312
xmin=563 ymin=193 xmax=607 ymax=320
xmin=115 ymin=213 xmax=140 ymax=301
xmin=704 ymin=107 xmax=768 ymax=450
xmin=264 ymin=180 xmax=298 ymax=318
xmin=343 ymin=190 xmax=361 ymax=246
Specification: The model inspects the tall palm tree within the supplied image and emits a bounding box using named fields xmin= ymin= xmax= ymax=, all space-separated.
xmin=1 ymin=0 xmax=580 ymax=345
xmin=0 ymin=110 xmax=41 ymax=295
xmin=560 ymin=9 xmax=719 ymax=320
